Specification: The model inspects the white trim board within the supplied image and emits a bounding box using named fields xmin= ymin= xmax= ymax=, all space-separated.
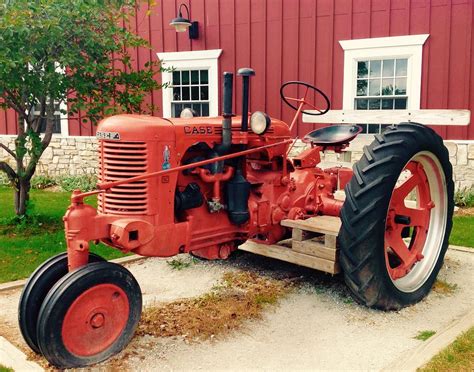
xmin=339 ymin=34 xmax=429 ymax=51
xmin=302 ymin=110 xmax=471 ymax=126
xmin=157 ymin=49 xmax=222 ymax=118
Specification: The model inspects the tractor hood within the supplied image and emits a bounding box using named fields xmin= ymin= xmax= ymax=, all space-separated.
xmin=96 ymin=114 xmax=176 ymax=142
xmin=97 ymin=114 xmax=291 ymax=142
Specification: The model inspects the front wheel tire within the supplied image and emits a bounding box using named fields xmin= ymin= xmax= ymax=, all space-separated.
xmin=18 ymin=252 xmax=104 ymax=354
xmin=339 ymin=123 xmax=454 ymax=310
xmin=36 ymin=262 xmax=142 ymax=368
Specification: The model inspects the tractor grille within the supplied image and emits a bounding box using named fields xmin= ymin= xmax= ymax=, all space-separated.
xmin=98 ymin=141 xmax=149 ymax=215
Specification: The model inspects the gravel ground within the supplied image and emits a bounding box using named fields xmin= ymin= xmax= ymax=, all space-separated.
xmin=0 ymin=249 xmax=472 ymax=371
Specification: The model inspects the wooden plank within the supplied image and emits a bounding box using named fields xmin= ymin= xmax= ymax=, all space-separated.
xmin=325 ymin=235 xmax=337 ymax=249
xmin=292 ymin=228 xmax=318 ymax=242
xmin=281 ymin=216 xmax=341 ymax=236
xmin=302 ymin=109 xmax=470 ymax=125
xmin=292 ymin=240 xmax=338 ymax=261
xmin=239 ymin=241 xmax=340 ymax=274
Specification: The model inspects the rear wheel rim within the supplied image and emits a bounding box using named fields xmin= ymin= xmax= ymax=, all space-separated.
xmin=384 ymin=151 xmax=447 ymax=292
xmin=61 ymin=284 xmax=130 ymax=357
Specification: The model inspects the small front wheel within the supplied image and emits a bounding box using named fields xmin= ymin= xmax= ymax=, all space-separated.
xmin=18 ymin=252 xmax=104 ymax=354
xmin=36 ymin=262 xmax=142 ymax=368
xmin=339 ymin=123 xmax=454 ymax=310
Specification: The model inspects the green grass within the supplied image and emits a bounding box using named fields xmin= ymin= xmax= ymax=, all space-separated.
xmin=419 ymin=326 xmax=474 ymax=371
xmin=0 ymin=365 xmax=13 ymax=372
xmin=167 ymin=257 xmax=198 ymax=270
xmin=414 ymin=330 xmax=436 ymax=341
xmin=0 ymin=187 xmax=125 ymax=283
xmin=450 ymin=216 xmax=474 ymax=248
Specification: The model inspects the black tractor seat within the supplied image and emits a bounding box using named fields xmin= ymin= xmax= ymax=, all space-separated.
xmin=303 ymin=124 xmax=362 ymax=146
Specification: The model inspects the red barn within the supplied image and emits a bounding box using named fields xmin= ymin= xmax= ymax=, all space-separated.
xmin=0 ymin=0 xmax=473 ymax=185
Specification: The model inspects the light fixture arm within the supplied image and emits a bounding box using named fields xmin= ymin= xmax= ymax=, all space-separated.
xmin=178 ymin=3 xmax=190 ymax=20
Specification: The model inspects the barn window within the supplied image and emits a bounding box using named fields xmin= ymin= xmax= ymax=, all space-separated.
xmin=171 ymin=69 xmax=210 ymax=117
xmin=157 ymin=49 xmax=222 ymax=118
xmin=33 ymin=103 xmax=63 ymax=134
xmin=340 ymin=34 xmax=429 ymax=134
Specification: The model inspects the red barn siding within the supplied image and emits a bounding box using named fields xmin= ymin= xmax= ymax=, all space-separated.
xmin=1 ymin=0 xmax=473 ymax=140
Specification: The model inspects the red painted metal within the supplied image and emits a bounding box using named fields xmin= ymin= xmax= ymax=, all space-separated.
xmin=63 ymin=105 xmax=354 ymax=269
xmin=0 ymin=1 xmax=472 ymax=139
xmin=384 ymin=161 xmax=433 ymax=280
xmin=61 ymin=284 xmax=129 ymax=357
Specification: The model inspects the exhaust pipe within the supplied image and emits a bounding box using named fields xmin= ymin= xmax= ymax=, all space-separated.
xmin=215 ymin=72 xmax=234 ymax=155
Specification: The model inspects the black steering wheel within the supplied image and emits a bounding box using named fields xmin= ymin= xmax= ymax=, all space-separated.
xmin=280 ymin=81 xmax=330 ymax=116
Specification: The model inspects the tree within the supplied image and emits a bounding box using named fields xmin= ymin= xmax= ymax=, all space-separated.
xmin=0 ymin=0 xmax=165 ymax=216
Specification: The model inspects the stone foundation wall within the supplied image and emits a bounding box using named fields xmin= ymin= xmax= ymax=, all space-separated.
xmin=0 ymin=136 xmax=98 ymax=176
xmin=1 ymin=135 xmax=473 ymax=189
xmin=289 ymin=136 xmax=474 ymax=190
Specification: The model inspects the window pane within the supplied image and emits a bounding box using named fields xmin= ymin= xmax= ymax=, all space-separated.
xmin=201 ymin=86 xmax=209 ymax=100
xmin=369 ymin=60 xmax=381 ymax=77
xmin=173 ymin=71 xmax=180 ymax=85
xmin=381 ymin=124 xmax=390 ymax=132
xmin=172 ymin=103 xmax=182 ymax=117
xmin=368 ymin=124 xmax=380 ymax=134
xmin=382 ymin=59 xmax=395 ymax=77
xmin=394 ymin=98 xmax=407 ymax=109
xmin=369 ymin=79 xmax=381 ymax=96
xmin=192 ymin=103 xmax=201 ymax=116
xmin=39 ymin=116 xmax=61 ymax=134
xmin=182 ymin=87 xmax=190 ymax=100
xmin=382 ymin=98 xmax=394 ymax=109
xmin=395 ymin=77 xmax=407 ymax=95
xmin=355 ymin=99 xmax=368 ymax=110
xmin=181 ymin=70 xmax=190 ymax=85
xmin=357 ymin=80 xmax=367 ymax=96
xmin=173 ymin=87 xmax=181 ymax=101
xmin=201 ymin=103 xmax=209 ymax=116
xmin=200 ymin=70 xmax=208 ymax=84
xmin=396 ymin=59 xmax=408 ymax=76
xmin=191 ymin=70 xmax=199 ymax=85
xmin=381 ymin=78 xmax=394 ymax=95
xmin=357 ymin=61 xmax=368 ymax=78
xmin=368 ymin=99 xmax=381 ymax=109
xmin=191 ymin=86 xmax=199 ymax=100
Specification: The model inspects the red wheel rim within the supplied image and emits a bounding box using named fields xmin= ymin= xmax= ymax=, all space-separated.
xmin=385 ymin=159 xmax=434 ymax=281
xmin=61 ymin=284 xmax=129 ymax=357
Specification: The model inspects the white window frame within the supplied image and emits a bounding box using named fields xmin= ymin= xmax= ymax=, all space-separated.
xmin=157 ymin=49 xmax=222 ymax=118
xmin=340 ymin=34 xmax=429 ymax=113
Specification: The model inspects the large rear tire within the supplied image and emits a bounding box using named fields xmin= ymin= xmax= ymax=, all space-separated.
xmin=36 ymin=261 xmax=142 ymax=368
xmin=339 ymin=123 xmax=454 ymax=310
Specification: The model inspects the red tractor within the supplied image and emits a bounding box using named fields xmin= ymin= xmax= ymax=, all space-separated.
xmin=19 ymin=69 xmax=453 ymax=368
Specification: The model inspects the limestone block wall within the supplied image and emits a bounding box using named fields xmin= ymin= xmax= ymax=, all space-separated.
xmin=289 ymin=136 xmax=474 ymax=190
xmin=0 ymin=135 xmax=473 ymax=189
xmin=0 ymin=136 xmax=98 ymax=177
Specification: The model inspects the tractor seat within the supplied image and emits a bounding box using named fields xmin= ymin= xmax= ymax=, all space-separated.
xmin=303 ymin=125 xmax=362 ymax=146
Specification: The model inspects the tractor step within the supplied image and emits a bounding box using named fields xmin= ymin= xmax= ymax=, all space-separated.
xmin=239 ymin=216 xmax=341 ymax=274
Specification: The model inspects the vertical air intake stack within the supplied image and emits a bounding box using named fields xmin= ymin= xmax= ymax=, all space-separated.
xmin=214 ymin=72 xmax=234 ymax=155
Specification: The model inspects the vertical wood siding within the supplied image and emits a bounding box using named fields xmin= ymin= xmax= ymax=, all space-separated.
xmin=0 ymin=0 xmax=472 ymax=140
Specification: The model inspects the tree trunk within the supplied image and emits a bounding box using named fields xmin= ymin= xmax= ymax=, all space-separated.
xmin=14 ymin=177 xmax=31 ymax=216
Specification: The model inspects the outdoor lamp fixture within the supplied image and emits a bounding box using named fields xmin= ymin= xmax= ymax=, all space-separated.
xmin=170 ymin=3 xmax=199 ymax=39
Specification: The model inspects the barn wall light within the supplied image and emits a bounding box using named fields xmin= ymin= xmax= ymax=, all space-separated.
xmin=169 ymin=3 xmax=199 ymax=39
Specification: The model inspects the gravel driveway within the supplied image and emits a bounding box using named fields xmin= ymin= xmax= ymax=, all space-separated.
xmin=0 ymin=248 xmax=472 ymax=371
